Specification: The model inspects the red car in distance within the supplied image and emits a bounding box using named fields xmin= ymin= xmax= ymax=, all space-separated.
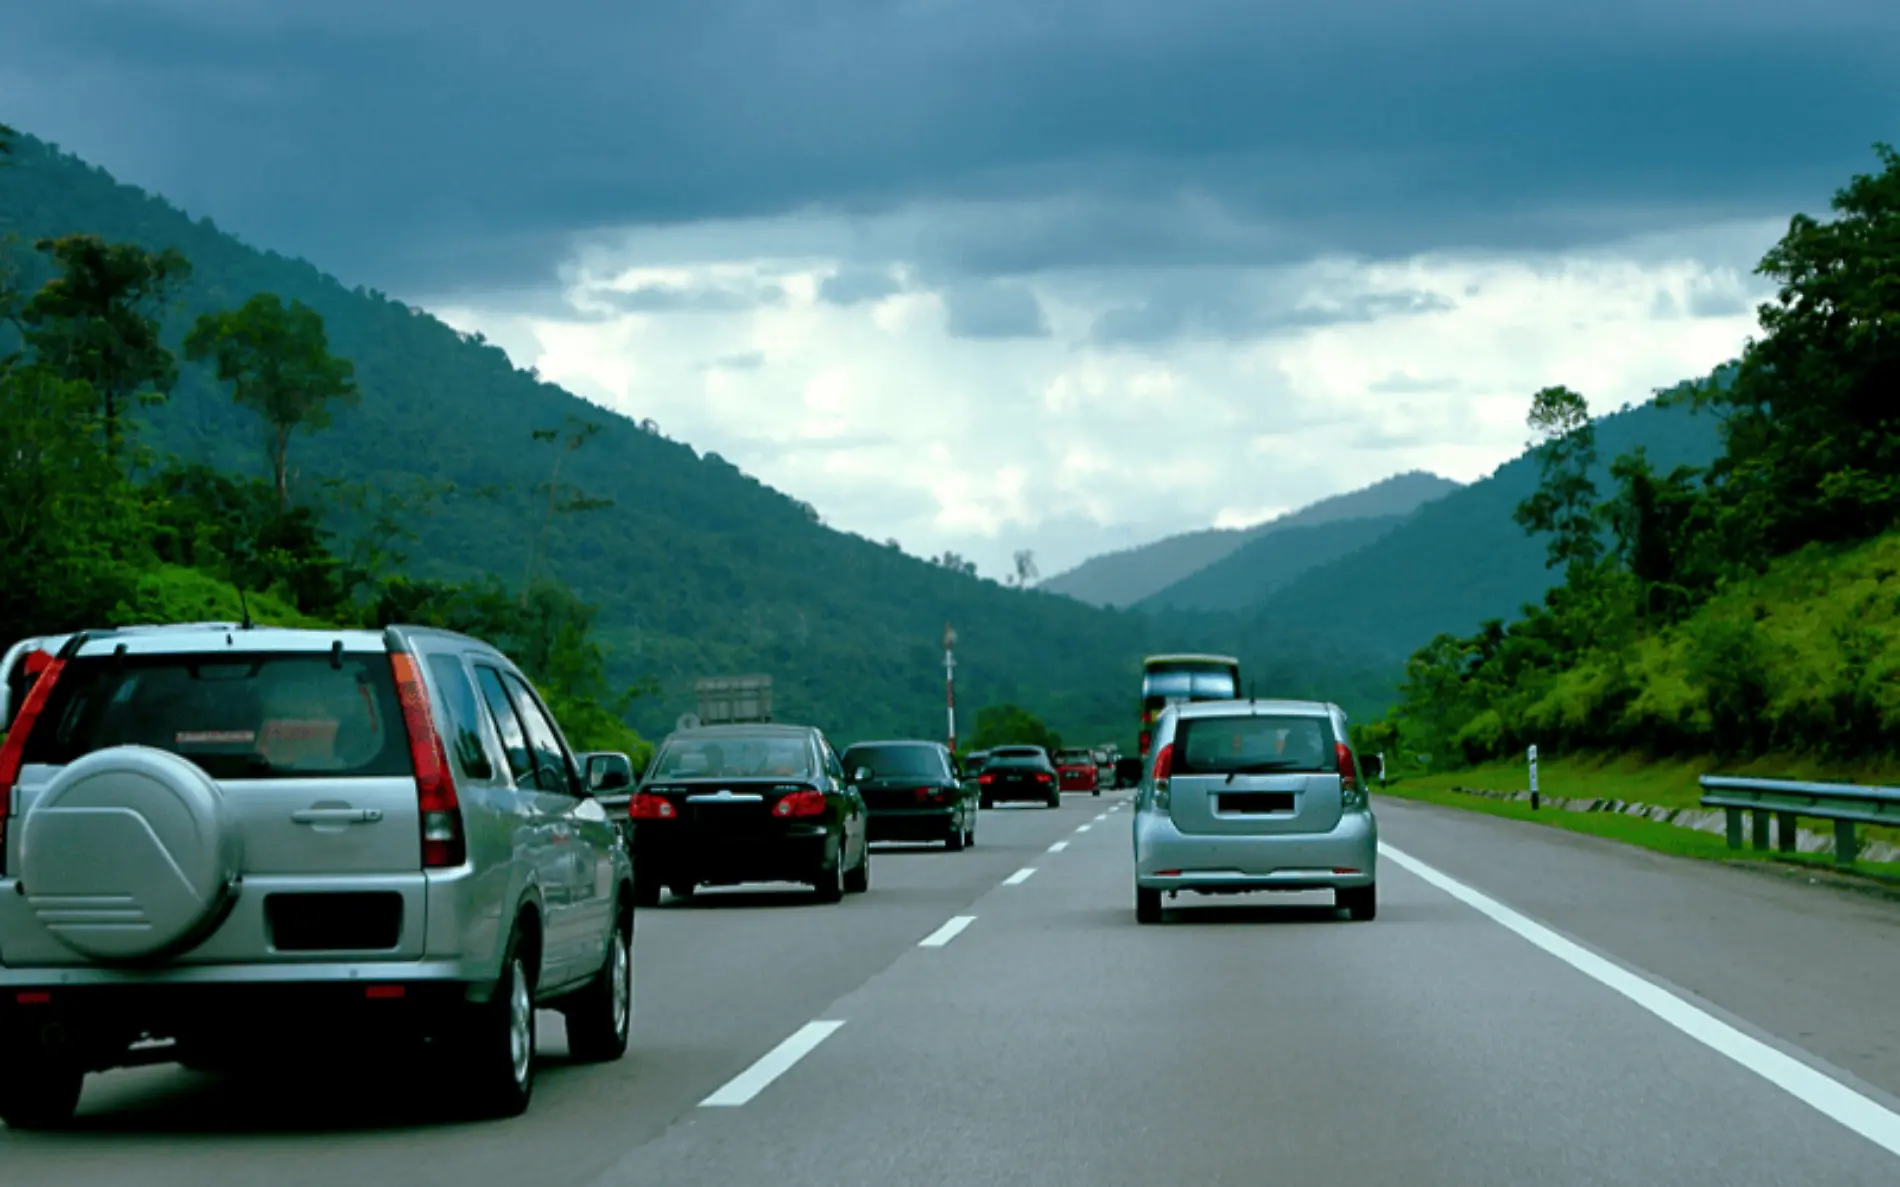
xmin=1054 ymin=748 xmax=1100 ymax=796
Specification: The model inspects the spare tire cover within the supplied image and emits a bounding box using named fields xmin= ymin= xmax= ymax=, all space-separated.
xmin=19 ymin=745 xmax=242 ymax=962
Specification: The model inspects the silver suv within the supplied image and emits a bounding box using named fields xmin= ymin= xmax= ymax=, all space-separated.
xmin=1132 ymin=698 xmax=1378 ymax=924
xmin=0 ymin=623 xmax=637 ymax=1128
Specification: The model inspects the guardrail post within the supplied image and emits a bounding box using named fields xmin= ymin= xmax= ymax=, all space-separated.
xmin=1776 ymin=812 xmax=1798 ymax=854
xmin=1835 ymin=819 xmax=1858 ymax=866
xmin=1724 ymin=807 xmax=1743 ymax=850
xmin=1749 ymin=810 xmax=1770 ymax=851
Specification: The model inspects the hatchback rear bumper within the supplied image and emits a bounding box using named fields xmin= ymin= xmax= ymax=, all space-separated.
xmin=1134 ymin=808 xmax=1378 ymax=892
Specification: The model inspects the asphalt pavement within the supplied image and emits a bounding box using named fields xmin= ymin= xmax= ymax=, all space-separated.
xmin=5 ymin=790 xmax=1900 ymax=1186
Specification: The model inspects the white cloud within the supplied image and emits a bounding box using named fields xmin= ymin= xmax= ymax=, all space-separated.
xmin=424 ymin=210 xmax=1779 ymax=581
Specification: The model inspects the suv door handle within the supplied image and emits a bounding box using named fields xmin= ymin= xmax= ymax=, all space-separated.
xmin=292 ymin=808 xmax=384 ymax=825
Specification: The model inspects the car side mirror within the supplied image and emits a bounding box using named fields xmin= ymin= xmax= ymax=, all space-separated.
xmin=852 ymin=766 xmax=871 ymax=783
xmin=584 ymin=751 xmax=635 ymax=792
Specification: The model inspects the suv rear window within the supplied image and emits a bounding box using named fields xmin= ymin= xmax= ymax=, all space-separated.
xmin=20 ymin=651 xmax=412 ymax=781
xmin=1173 ymin=714 xmax=1337 ymax=776
xmin=842 ymin=745 xmax=944 ymax=779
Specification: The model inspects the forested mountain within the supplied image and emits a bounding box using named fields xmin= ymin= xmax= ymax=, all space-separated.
xmin=1135 ymin=514 xmax=1407 ymax=614
xmin=0 ymin=128 xmax=1388 ymax=745
xmin=1238 ymin=398 xmax=1724 ymax=666
xmin=1038 ymin=471 xmax=1458 ymax=608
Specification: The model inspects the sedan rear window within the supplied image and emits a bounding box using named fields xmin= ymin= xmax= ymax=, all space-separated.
xmin=652 ymin=735 xmax=813 ymax=779
xmin=842 ymin=745 xmax=944 ymax=779
xmin=21 ymin=652 xmax=411 ymax=780
xmin=1173 ymin=714 xmax=1337 ymax=776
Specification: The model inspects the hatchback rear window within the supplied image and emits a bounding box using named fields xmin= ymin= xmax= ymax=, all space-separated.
xmin=651 ymin=735 xmax=814 ymax=779
xmin=20 ymin=651 xmax=412 ymax=781
xmin=842 ymin=745 xmax=944 ymax=779
xmin=1173 ymin=714 xmax=1337 ymax=775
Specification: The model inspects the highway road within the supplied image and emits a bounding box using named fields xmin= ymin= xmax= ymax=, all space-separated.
xmin=6 ymin=792 xmax=1900 ymax=1186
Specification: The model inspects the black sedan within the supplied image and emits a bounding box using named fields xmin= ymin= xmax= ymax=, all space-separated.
xmin=841 ymin=739 xmax=976 ymax=851
xmin=617 ymin=723 xmax=871 ymax=904
xmin=977 ymin=745 xmax=1062 ymax=808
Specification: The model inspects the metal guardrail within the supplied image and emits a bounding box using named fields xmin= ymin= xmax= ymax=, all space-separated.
xmin=1698 ymin=775 xmax=1900 ymax=867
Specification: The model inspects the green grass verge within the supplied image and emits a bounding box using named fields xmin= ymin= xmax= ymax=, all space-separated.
xmin=1377 ymin=779 xmax=1900 ymax=884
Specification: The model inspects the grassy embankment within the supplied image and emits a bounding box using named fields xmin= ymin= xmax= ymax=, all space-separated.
xmin=1380 ymin=752 xmax=1900 ymax=882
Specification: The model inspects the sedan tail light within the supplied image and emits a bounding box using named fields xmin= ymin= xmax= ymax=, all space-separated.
xmin=774 ymin=790 xmax=828 ymax=818
xmin=628 ymin=793 xmax=678 ymax=820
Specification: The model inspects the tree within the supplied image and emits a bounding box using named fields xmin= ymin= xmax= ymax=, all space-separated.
xmin=1511 ymin=385 xmax=1602 ymax=579
xmin=969 ymin=703 xmax=1062 ymax=752
xmin=1011 ymin=549 xmax=1039 ymax=587
xmin=184 ymin=293 xmax=359 ymax=513
xmin=522 ymin=416 xmax=615 ymax=605
xmin=1683 ymin=142 xmax=1900 ymax=553
xmin=20 ymin=235 xmax=193 ymax=461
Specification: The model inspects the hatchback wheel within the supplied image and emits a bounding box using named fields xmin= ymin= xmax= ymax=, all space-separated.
xmin=1339 ymin=883 xmax=1377 ymax=922
xmin=1135 ymin=887 xmax=1163 ymax=925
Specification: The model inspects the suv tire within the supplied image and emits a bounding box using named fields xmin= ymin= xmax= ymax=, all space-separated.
xmin=0 ymin=1048 xmax=83 ymax=1130
xmin=563 ymin=907 xmax=633 ymax=1063
xmin=460 ymin=928 xmax=537 ymax=1118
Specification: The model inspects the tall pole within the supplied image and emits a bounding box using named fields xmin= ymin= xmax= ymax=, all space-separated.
xmin=944 ymin=622 xmax=958 ymax=753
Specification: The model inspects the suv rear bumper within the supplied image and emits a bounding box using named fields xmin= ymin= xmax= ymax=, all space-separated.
xmin=1134 ymin=807 xmax=1378 ymax=892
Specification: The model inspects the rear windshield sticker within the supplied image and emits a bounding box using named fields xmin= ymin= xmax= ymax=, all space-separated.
xmin=175 ymin=730 xmax=257 ymax=745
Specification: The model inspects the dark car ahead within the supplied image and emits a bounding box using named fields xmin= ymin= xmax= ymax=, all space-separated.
xmin=842 ymin=740 xmax=976 ymax=851
xmin=978 ymin=744 xmax=1061 ymax=808
xmin=617 ymin=724 xmax=870 ymax=905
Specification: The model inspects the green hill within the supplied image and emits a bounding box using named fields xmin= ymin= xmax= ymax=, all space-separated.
xmin=1038 ymin=471 xmax=1458 ymax=609
xmin=1238 ymin=397 xmax=1724 ymax=667
xmin=1366 ymin=143 xmax=1900 ymax=775
xmin=1135 ymin=514 xmax=1407 ymax=614
xmin=0 ymin=128 xmax=1394 ymax=746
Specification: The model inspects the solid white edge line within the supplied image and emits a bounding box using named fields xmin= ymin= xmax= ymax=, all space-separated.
xmin=919 ymin=915 xmax=976 ymax=947
xmin=701 ymin=1020 xmax=846 ymax=1107
xmin=1380 ymin=843 xmax=1900 ymax=1159
xmin=1004 ymin=867 xmax=1036 ymax=884
xmin=1048 ymin=840 xmax=1070 ymax=852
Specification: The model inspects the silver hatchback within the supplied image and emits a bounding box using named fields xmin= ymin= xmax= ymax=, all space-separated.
xmin=0 ymin=623 xmax=637 ymax=1128
xmin=1131 ymin=699 xmax=1378 ymax=923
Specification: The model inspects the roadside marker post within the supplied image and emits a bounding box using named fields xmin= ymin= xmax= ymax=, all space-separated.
xmin=1528 ymin=744 xmax=1540 ymax=811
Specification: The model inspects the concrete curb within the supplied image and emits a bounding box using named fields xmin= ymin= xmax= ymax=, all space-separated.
xmin=1435 ymin=784 xmax=1900 ymax=865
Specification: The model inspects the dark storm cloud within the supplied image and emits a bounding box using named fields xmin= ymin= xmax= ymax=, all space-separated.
xmin=818 ymin=266 xmax=904 ymax=306
xmin=1088 ymin=277 xmax=1454 ymax=346
xmin=5 ymin=0 xmax=1897 ymax=295
xmin=942 ymin=281 xmax=1051 ymax=340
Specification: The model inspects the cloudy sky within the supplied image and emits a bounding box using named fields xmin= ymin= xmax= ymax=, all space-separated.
xmin=4 ymin=1 xmax=1896 ymax=579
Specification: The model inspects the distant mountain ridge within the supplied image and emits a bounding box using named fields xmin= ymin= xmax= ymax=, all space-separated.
xmin=1039 ymin=471 xmax=1460 ymax=608
xmin=1134 ymin=513 xmax=1410 ymax=614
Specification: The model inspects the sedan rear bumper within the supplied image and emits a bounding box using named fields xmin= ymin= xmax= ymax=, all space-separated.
xmin=866 ymin=807 xmax=958 ymax=842
xmin=633 ymin=825 xmax=836 ymax=886
xmin=1134 ymin=807 xmax=1378 ymax=892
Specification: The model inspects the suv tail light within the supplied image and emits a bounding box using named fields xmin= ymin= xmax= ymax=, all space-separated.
xmin=0 ymin=652 xmax=66 ymax=878
xmin=388 ymin=652 xmax=466 ymax=868
xmin=1151 ymin=742 xmax=1174 ymax=810
xmin=773 ymin=790 xmax=828 ymax=818
xmin=628 ymin=793 xmax=678 ymax=820
xmin=1138 ymin=729 xmax=1151 ymax=757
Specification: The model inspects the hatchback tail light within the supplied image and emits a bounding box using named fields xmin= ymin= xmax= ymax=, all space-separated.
xmin=388 ymin=651 xmax=466 ymax=868
xmin=774 ymin=790 xmax=828 ymax=818
xmin=0 ymin=652 xmax=66 ymax=877
xmin=1335 ymin=742 xmax=1358 ymax=792
xmin=628 ymin=793 xmax=678 ymax=820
